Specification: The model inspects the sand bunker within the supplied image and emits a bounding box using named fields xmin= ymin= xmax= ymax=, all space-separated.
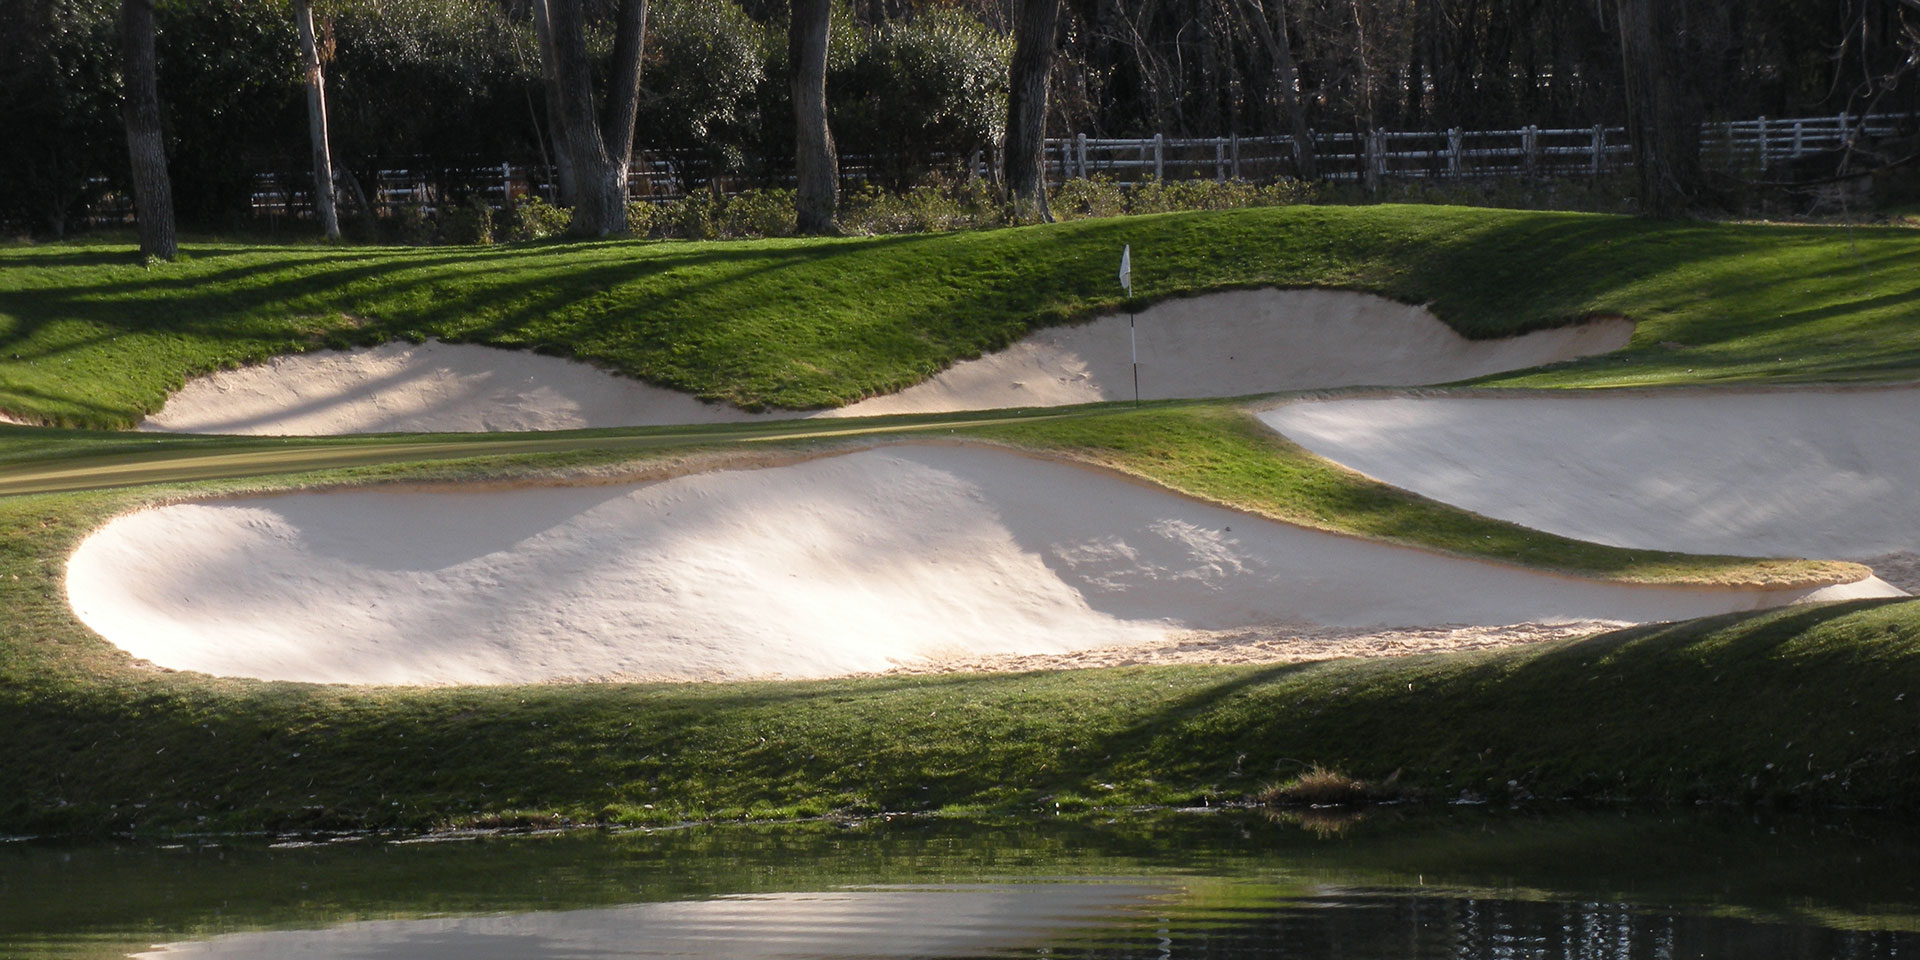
xmin=67 ymin=445 xmax=1888 ymax=685
xmin=1261 ymin=386 xmax=1920 ymax=590
xmin=137 ymin=290 xmax=1632 ymax=434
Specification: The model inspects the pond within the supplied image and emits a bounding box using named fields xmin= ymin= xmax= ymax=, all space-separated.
xmin=4 ymin=807 xmax=1917 ymax=959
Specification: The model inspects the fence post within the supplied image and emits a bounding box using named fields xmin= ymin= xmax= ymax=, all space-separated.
xmin=1839 ymin=111 xmax=1850 ymax=147
xmin=501 ymin=163 xmax=512 ymax=206
xmin=1075 ymin=133 xmax=1088 ymax=179
xmin=1230 ymin=132 xmax=1241 ymax=180
xmin=1523 ymin=125 xmax=1539 ymax=176
xmin=1757 ymin=116 xmax=1769 ymax=170
xmin=1447 ymin=127 xmax=1463 ymax=176
xmin=1154 ymin=133 xmax=1165 ymax=180
xmin=1791 ymin=121 xmax=1804 ymax=159
xmin=1214 ymin=140 xmax=1225 ymax=181
xmin=1590 ymin=124 xmax=1604 ymax=175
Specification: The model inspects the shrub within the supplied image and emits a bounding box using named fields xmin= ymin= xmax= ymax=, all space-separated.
xmin=440 ymin=195 xmax=495 ymax=245
xmin=841 ymin=175 xmax=996 ymax=234
xmin=833 ymin=9 xmax=1009 ymax=189
xmin=718 ymin=188 xmax=796 ymax=238
xmin=389 ymin=202 xmax=437 ymax=245
xmin=502 ymin=196 xmax=571 ymax=241
xmin=624 ymin=200 xmax=657 ymax=237
xmin=1052 ymin=175 xmax=1128 ymax=220
xmin=652 ymin=193 xmax=720 ymax=240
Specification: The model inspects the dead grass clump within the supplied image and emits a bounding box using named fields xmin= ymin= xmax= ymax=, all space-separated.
xmin=1260 ymin=765 xmax=1405 ymax=807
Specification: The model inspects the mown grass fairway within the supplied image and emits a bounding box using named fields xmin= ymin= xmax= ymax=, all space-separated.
xmin=5 ymin=205 xmax=1920 ymax=427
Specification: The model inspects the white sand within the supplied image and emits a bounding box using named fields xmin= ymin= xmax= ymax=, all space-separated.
xmin=66 ymin=445 xmax=1890 ymax=685
xmin=0 ymin=411 xmax=30 ymax=426
xmin=1260 ymin=387 xmax=1920 ymax=589
xmin=136 ymin=290 xmax=1632 ymax=434
xmin=133 ymin=883 xmax=1171 ymax=960
xmin=827 ymin=289 xmax=1632 ymax=416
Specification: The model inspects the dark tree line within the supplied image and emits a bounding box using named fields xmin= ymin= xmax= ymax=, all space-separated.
xmin=2 ymin=0 xmax=1916 ymax=245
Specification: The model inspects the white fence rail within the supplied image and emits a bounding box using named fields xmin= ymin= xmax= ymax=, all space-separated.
xmin=249 ymin=110 xmax=1912 ymax=215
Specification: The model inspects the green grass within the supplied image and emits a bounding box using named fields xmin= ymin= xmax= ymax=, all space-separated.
xmin=1 ymin=431 xmax=1915 ymax=836
xmin=5 ymin=462 xmax=1919 ymax=835
xmin=976 ymin=404 xmax=1858 ymax=587
xmin=0 ymin=402 xmax=1855 ymax=587
xmin=5 ymin=205 xmax=1919 ymax=428
xmin=5 ymin=204 xmax=1920 ymax=836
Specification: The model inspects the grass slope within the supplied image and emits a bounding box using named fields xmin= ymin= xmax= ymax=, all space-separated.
xmin=0 ymin=430 xmax=1911 ymax=836
xmin=6 ymin=474 xmax=1919 ymax=836
xmin=4 ymin=206 xmax=1919 ymax=427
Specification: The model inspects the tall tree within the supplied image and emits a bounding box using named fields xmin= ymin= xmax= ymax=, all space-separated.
xmin=1616 ymin=0 xmax=1704 ymax=216
xmin=790 ymin=0 xmax=838 ymax=233
xmin=1236 ymin=0 xmax=1316 ymax=178
xmin=120 ymin=0 xmax=175 ymax=259
xmin=528 ymin=0 xmax=575 ymax=206
xmin=1004 ymin=0 xmax=1062 ymax=218
xmin=294 ymin=0 xmax=339 ymax=241
xmin=534 ymin=0 xmax=647 ymax=237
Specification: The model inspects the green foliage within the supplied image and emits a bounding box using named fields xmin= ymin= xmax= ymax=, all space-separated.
xmin=0 ymin=0 xmax=124 ymax=237
xmin=839 ymin=176 xmax=999 ymax=234
xmin=641 ymin=189 xmax=797 ymax=240
xmin=440 ymin=195 xmax=496 ymax=246
xmin=834 ymin=9 xmax=1010 ymax=187
xmin=1052 ymin=175 xmax=1318 ymax=219
xmin=389 ymin=202 xmax=437 ymax=245
xmin=643 ymin=0 xmax=772 ymax=174
xmin=1051 ymin=176 xmax=1130 ymax=220
xmin=503 ymin=196 xmax=573 ymax=241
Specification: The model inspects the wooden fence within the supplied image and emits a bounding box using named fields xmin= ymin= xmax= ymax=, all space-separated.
xmin=248 ymin=110 xmax=1911 ymax=216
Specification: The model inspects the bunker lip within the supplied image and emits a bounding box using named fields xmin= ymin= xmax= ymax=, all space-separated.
xmin=1259 ymin=385 xmax=1920 ymax=593
xmin=64 ymin=445 xmax=1894 ymax=687
xmin=135 ymin=289 xmax=1633 ymax=436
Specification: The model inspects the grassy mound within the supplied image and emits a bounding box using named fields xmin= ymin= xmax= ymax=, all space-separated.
xmin=4 ymin=205 xmax=1919 ymax=427
xmin=4 ymin=204 xmax=1917 ymax=835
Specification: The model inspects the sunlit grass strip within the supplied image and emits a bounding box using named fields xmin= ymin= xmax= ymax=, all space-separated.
xmin=974 ymin=404 xmax=1862 ymax=588
xmin=1 ymin=400 xmax=1857 ymax=587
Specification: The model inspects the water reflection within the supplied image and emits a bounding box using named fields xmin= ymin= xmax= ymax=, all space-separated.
xmin=7 ymin=809 xmax=1920 ymax=960
xmin=131 ymin=884 xmax=1168 ymax=959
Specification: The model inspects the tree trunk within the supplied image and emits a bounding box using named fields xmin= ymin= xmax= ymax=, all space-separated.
xmin=540 ymin=0 xmax=648 ymax=237
xmin=1240 ymin=0 xmax=1317 ymax=180
xmin=790 ymin=0 xmax=838 ymax=234
xmin=294 ymin=0 xmax=339 ymax=241
xmin=1004 ymin=0 xmax=1061 ymax=220
xmin=1617 ymin=0 xmax=1702 ymax=217
xmin=120 ymin=0 xmax=175 ymax=260
xmin=529 ymin=0 xmax=575 ymax=205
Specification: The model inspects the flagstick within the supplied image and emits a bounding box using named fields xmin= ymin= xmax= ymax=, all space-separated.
xmin=1129 ymin=311 xmax=1139 ymax=405
xmin=1119 ymin=243 xmax=1136 ymax=404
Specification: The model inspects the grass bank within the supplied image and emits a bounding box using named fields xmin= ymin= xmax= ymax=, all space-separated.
xmin=1 ymin=416 xmax=1912 ymax=836
xmin=5 ymin=205 xmax=1919 ymax=427
xmin=7 ymin=470 xmax=1918 ymax=836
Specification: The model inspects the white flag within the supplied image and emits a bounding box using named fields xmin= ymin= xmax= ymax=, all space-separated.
xmin=1118 ymin=244 xmax=1132 ymax=294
